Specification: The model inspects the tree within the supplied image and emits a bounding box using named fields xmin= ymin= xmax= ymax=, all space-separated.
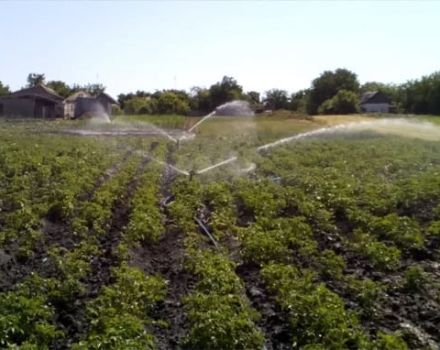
xmin=189 ymin=87 xmax=211 ymax=113
xmin=123 ymin=96 xmax=156 ymax=114
xmin=317 ymin=90 xmax=360 ymax=115
xmin=72 ymin=83 xmax=106 ymax=96
xmin=0 ymin=81 xmax=10 ymax=96
xmin=399 ymin=72 xmax=440 ymax=115
xmin=209 ymin=76 xmax=243 ymax=109
xmin=289 ymin=90 xmax=309 ymax=113
xmin=27 ymin=73 xmax=46 ymax=87
xmin=46 ymin=80 xmax=72 ymax=98
xmin=263 ymin=89 xmax=289 ymax=110
xmin=156 ymin=91 xmax=190 ymax=115
xmin=308 ymin=69 xmax=360 ymax=114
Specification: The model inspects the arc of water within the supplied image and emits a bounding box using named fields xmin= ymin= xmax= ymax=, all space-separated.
xmin=149 ymin=157 xmax=190 ymax=176
xmin=195 ymin=156 xmax=238 ymax=174
xmin=187 ymin=111 xmax=216 ymax=133
xmin=256 ymin=122 xmax=367 ymax=151
xmin=149 ymin=124 xmax=178 ymax=143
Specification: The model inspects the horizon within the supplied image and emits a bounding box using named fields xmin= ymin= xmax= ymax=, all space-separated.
xmin=1 ymin=1 xmax=439 ymax=97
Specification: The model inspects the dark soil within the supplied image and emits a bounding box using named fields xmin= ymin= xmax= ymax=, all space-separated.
xmin=0 ymin=150 xmax=134 ymax=292
xmin=236 ymin=263 xmax=292 ymax=350
xmin=54 ymin=156 xmax=150 ymax=349
xmin=130 ymin=149 xmax=194 ymax=350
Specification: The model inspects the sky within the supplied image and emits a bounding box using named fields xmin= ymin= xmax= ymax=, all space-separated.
xmin=1 ymin=1 xmax=439 ymax=97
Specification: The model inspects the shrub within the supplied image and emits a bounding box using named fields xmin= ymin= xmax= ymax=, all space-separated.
xmin=317 ymin=249 xmax=346 ymax=280
xmin=183 ymin=293 xmax=263 ymax=350
xmin=403 ymin=265 xmax=428 ymax=293
xmin=317 ymin=90 xmax=360 ymax=115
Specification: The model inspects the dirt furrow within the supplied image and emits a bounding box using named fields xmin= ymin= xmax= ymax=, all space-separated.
xmin=55 ymin=156 xmax=150 ymax=349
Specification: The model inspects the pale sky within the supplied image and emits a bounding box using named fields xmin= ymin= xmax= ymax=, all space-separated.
xmin=1 ymin=1 xmax=439 ymax=97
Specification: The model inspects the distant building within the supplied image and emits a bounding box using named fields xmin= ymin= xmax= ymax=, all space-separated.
xmin=0 ymin=85 xmax=119 ymax=119
xmin=0 ymin=84 xmax=64 ymax=118
xmin=360 ymin=91 xmax=391 ymax=113
xmin=65 ymin=92 xmax=119 ymax=119
xmin=64 ymin=91 xmax=91 ymax=118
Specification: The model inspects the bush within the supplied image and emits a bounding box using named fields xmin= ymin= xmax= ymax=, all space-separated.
xmin=318 ymin=90 xmax=360 ymax=115
xmin=317 ymin=249 xmax=346 ymax=280
xmin=403 ymin=265 xmax=428 ymax=293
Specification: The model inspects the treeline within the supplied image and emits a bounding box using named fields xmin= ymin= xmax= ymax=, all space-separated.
xmin=1 ymin=70 xmax=439 ymax=116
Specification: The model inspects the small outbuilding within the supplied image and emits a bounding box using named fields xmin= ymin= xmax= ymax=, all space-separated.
xmin=0 ymin=84 xmax=64 ymax=118
xmin=64 ymin=91 xmax=91 ymax=118
xmin=65 ymin=91 xmax=119 ymax=119
xmin=360 ymin=91 xmax=391 ymax=113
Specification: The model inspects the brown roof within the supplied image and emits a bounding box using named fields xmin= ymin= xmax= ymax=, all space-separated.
xmin=3 ymin=84 xmax=64 ymax=102
xmin=64 ymin=91 xmax=91 ymax=102
xmin=97 ymin=92 xmax=118 ymax=105
xmin=360 ymin=91 xmax=390 ymax=105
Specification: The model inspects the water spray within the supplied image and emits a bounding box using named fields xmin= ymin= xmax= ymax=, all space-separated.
xmin=187 ymin=111 xmax=216 ymax=133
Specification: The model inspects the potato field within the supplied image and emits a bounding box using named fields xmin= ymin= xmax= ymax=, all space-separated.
xmin=0 ymin=116 xmax=439 ymax=350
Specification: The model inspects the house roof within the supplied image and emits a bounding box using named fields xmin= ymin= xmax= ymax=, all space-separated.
xmin=360 ymin=91 xmax=390 ymax=105
xmin=65 ymin=91 xmax=91 ymax=102
xmin=97 ymin=92 xmax=119 ymax=105
xmin=1 ymin=84 xmax=64 ymax=102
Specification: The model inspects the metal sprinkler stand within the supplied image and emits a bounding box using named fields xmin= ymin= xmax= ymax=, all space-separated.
xmin=194 ymin=217 xmax=218 ymax=249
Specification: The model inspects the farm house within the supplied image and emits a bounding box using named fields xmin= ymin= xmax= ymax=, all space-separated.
xmin=0 ymin=84 xmax=64 ymax=118
xmin=360 ymin=91 xmax=391 ymax=113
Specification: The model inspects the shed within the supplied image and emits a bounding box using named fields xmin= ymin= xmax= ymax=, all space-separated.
xmin=67 ymin=92 xmax=119 ymax=118
xmin=64 ymin=91 xmax=91 ymax=118
xmin=0 ymin=84 xmax=64 ymax=118
xmin=360 ymin=91 xmax=391 ymax=113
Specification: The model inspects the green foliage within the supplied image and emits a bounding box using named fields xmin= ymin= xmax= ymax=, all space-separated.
xmin=318 ymin=90 xmax=360 ymax=115
xmin=346 ymin=276 xmax=384 ymax=311
xmin=400 ymin=71 xmax=440 ymax=115
xmin=73 ymin=264 xmax=166 ymax=350
xmin=374 ymin=332 xmax=408 ymax=350
xmin=317 ymin=249 xmax=346 ymax=280
xmin=353 ymin=230 xmax=401 ymax=271
xmin=46 ymin=80 xmax=72 ymax=98
xmin=262 ymin=263 xmax=368 ymax=349
xmin=26 ymin=73 xmax=45 ymax=87
xmin=403 ymin=265 xmax=428 ymax=293
xmin=156 ymin=91 xmax=190 ymax=115
xmin=125 ymin=163 xmax=164 ymax=244
xmin=373 ymin=214 xmax=424 ymax=250
xmin=183 ymin=293 xmax=263 ymax=350
xmin=0 ymin=80 xmax=10 ymax=96
xmin=208 ymin=76 xmax=243 ymax=109
xmin=263 ymin=89 xmax=289 ymax=110
xmin=308 ymin=68 xmax=360 ymax=114
xmin=0 ymin=285 xmax=62 ymax=348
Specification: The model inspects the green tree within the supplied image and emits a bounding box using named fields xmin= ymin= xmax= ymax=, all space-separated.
xmin=123 ymin=96 xmax=156 ymax=114
xmin=27 ymin=73 xmax=46 ymax=87
xmin=263 ymin=89 xmax=289 ymax=110
xmin=400 ymin=71 xmax=440 ymax=115
xmin=189 ymin=86 xmax=211 ymax=113
xmin=46 ymin=80 xmax=72 ymax=98
xmin=308 ymin=68 xmax=360 ymax=114
xmin=72 ymin=83 xmax=106 ymax=96
xmin=318 ymin=90 xmax=360 ymax=115
xmin=289 ymin=90 xmax=309 ymax=113
xmin=0 ymin=81 xmax=10 ymax=96
xmin=156 ymin=91 xmax=190 ymax=115
xmin=209 ymin=76 xmax=243 ymax=109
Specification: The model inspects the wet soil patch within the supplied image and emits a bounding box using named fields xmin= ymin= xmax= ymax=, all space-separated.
xmin=130 ymin=226 xmax=193 ymax=350
xmin=54 ymin=156 xmax=150 ymax=348
xmin=236 ymin=263 xmax=292 ymax=350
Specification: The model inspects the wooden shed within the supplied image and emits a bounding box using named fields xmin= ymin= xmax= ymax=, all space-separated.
xmin=360 ymin=91 xmax=391 ymax=113
xmin=0 ymin=84 xmax=64 ymax=118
